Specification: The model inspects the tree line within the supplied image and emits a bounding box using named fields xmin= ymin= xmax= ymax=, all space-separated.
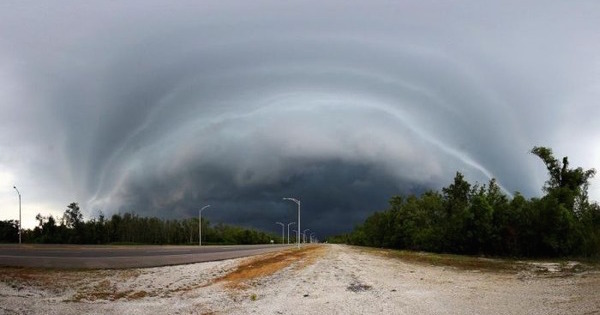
xmin=0 ymin=203 xmax=279 ymax=245
xmin=328 ymin=147 xmax=600 ymax=258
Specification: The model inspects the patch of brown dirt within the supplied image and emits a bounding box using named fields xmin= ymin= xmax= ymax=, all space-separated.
xmin=70 ymin=279 xmax=117 ymax=302
xmin=0 ymin=268 xmax=103 ymax=293
xmin=0 ymin=267 xmax=140 ymax=299
xmin=70 ymin=280 xmax=153 ymax=302
xmin=215 ymin=245 xmax=325 ymax=289
xmin=127 ymin=290 xmax=150 ymax=300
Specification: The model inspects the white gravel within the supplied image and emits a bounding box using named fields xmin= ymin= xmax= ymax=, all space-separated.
xmin=1 ymin=244 xmax=599 ymax=314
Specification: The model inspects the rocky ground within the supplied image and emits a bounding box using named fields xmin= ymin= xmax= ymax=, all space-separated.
xmin=1 ymin=244 xmax=599 ymax=314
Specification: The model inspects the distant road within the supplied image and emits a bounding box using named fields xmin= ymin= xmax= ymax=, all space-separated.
xmin=0 ymin=244 xmax=291 ymax=269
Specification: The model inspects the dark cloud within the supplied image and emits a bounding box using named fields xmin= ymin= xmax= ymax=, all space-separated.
xmin=115 ymin=159 xmax=424 ymax=237
xmin=1 ymin=0 xmax=599 ymax=234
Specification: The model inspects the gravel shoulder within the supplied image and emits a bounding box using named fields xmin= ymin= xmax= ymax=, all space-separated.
xmin=1 ymin=244 xmax=599 ymax=314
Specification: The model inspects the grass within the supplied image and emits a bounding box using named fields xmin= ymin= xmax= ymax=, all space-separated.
xmin=385 ymin=249 xmax=518 ymax=271
xmin=356 ymin=246 xmax=597 ymax=275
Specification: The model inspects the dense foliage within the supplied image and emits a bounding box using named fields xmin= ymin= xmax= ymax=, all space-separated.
xmin=329 ymin=147 xmax=600 ymax=257
xmin=0 ymin=202 xmax=278 ymax=245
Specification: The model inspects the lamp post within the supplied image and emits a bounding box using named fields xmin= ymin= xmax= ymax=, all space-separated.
xmin=13 ymin=186 xmax=21 ymax=245
xmin=199 ymin=205 xmax=211 ymax=246
xmin=283 ymin=198 xmax=300 ymax=249
xmin=287 ymin=222 xmax=295 ymax=245
xmin=275 ymin=222 xmax=285 ymax=244
xmin=303 ymin=229 xmax=310 ymax=244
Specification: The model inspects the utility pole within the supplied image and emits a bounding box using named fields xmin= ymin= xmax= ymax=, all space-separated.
xmin=283 ymin=198 xmax=301 ymax=249
xmin=287 ymin=222 xmax=295 ymax=245
xmin=275 ymin=222 xmax=285 ymax=244
xmin=303 ymin=229 xmax=310 ymax=244
xmin=199 ymin=205 xmax=211 ymax=246
xmin=13 ymin=186 xmax=21 ymax=245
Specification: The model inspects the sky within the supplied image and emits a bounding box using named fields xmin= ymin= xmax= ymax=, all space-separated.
xmin=1 ymin=1 xmax=599 ymax=237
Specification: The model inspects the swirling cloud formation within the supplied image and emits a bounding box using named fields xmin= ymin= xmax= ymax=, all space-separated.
xmin=1 ymin=1 xmax=599 ymax=235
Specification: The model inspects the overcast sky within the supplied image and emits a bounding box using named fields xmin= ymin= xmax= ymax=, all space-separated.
xmin=1 ymin=1 xmax=599 ymax=237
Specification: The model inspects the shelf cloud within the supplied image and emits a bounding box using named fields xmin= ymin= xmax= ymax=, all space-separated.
xmin=1 ymin=0 xmax=599 ymax=235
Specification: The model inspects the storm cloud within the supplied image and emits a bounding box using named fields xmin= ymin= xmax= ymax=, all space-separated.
xmin=1 ymin=1 xmax=599 ymax=236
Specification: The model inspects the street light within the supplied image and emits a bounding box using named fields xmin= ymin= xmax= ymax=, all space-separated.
xmin=287 ymin=222 xmax=295 ymax=245
xmin=283 ymin=198 xmax=301 ymax=249
xmin=275 ymin=222 xmax=285 ymax=244
xmin=13 ymin=186 xmax=21 ymax=245
xmin=303 ymin=229 xmax=311 ymax=244
xmin=199 ymin=205 xmax=211 ymax=246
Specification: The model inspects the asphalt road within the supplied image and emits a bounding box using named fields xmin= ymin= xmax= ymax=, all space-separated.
xmin=0 ymin=244 xmax=291 ymax=269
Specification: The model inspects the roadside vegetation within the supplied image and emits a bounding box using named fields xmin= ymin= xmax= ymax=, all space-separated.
xmin=358 ymin=246 xmax=597 ymax=276
xmin=0 ymin=207 xmax=278 ymax=245
xmin=329 ymin=147 xmax=600 ymax=258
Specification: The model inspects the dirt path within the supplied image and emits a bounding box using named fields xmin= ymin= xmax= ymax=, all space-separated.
xmin=1 ymin=244 xmax=599 ymax=314
xmin=224 ymin=245 xmax=600 ymax=314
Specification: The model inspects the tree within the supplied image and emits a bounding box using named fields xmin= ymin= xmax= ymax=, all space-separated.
xmin=442 ymin=172 xmax=471 ymax=253
xmin=466 ymin=188 xmax=494 ymax=254
xmin=63 ymin=202 xmax=83 ymax=229
xmin=44 ymin=215 xmax=59 ymax=243
xmin=531 ymin=146 xmax=596 ymax=212
xmin=443 ymin=172 xmax=471 ymax=212
xmin=35 ymin=213 xmax=45 ymax=227
xmin=579 ymin=202 xmax=600 ymax=257
xmin=333 ymin=147 xmax=600 ymax=257
xmin=0 ymin=220 xmax=19 ymax=243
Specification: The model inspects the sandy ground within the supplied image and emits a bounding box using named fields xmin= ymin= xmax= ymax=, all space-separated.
xmin=1 ymin=244 xmax=599 ymax=314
